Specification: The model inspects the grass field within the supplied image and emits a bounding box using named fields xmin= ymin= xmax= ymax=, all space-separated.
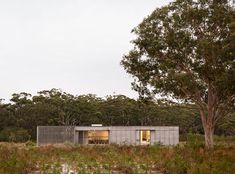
xmin=0 ymin=135 xmax=234 ymax=174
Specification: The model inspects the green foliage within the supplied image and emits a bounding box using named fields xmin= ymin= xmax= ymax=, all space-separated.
xmin=0 ymin=127 xmax=30 ymax=142
xmin=121 ymin=0 xmax=235 ymax=148
xmin=0 ymin=88 xmax=234 ymax=142
xmin=186 ymin=133 xmax=205 ymax=149
xmin=121 ymin=0 xmax=234 ymax=101
xmin=216 ymin=112 xmax=235 ymax=135
xmin=25 ymin=140 xmax=36 ymax=147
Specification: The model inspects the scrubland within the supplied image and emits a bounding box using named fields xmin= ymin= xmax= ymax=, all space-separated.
xmin=0 ymin=135 xmax=234 ymax=174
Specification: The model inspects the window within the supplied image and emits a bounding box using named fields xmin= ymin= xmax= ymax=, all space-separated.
xmin=140 ymin=130 xmax=150 ymax=145
xmin=88 ymin=131 xmax=109 ymax=144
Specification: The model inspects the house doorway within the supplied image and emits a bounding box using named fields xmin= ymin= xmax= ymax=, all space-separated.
xmin=77 ymin=131 xmax=88 ymax=145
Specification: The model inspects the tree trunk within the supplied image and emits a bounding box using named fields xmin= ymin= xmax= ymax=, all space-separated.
xmin=203 ymin=81 xmax=216 ymax=149
xmin=204 ymin=124 xmax=214 ymax=149
xmin=198 ymin=105 xmax=215 ymax=149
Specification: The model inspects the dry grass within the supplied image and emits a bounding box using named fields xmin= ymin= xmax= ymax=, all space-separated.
xmin=0 ymin=136 xmax=234 ymax=174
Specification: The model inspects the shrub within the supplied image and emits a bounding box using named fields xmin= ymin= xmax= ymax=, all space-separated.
xmin=0 ymin=127 xmax=31 ymax=142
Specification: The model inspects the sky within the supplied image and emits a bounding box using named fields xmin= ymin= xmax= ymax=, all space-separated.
xmin=0 ymin=0 xmax=172 ymax=101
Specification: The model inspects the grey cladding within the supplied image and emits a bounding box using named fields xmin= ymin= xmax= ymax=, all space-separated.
xmin=37 ymin=126 xmax=179 ymax=146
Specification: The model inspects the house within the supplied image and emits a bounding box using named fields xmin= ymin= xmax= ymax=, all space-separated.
xmin=37 ymin=125 xmax=179 ymax=146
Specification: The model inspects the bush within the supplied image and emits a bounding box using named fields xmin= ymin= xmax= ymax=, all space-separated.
xmin=0 ymin=127 xmax=31 ymax=142
xmin=186 ymin=133 xmax=204 ymax=148
xmin=25 ymin=140 xmax=36 ymax=147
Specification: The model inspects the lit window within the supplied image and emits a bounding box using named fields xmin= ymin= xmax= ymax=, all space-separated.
xmin=140 ymin=130 xmax=150 ymax=145
xmin=88 ymin=131 xmax=109 ymax=144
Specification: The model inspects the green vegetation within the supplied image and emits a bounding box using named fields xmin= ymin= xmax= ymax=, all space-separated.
xmin=121 ymin=0 xmax=235 ymax=148
xmin=0 ymin=1 xmax=234 ymax=172
xmin=0 ymin=89 xmax=234 ymax=143
xmin=0 ymin=135 xmax=234 ymax=174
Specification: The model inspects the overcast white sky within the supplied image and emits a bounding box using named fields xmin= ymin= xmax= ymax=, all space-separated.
xmin=0 ymin=0 xmax=172 ymax=101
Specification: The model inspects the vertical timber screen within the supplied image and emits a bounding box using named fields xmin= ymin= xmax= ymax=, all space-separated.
xmin=37 ymin=126 xmax=75 ymax=145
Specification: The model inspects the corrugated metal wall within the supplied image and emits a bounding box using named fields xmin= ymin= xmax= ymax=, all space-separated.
xmin=154 ymin=127 xmax=179 ymax=145
xmin=37 ymin=126 xmax=75 ymax=145
xmin=108 ymin=126 xmax=179 ymax=145
xmin=37 ymin=126 xmax=179 ymax=146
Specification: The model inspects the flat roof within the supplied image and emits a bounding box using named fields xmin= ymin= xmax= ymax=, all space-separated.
xmin=37 ymin=126 xmax=179 ymax=131
xmin=74 ymin=126 xmax=179 ymax=131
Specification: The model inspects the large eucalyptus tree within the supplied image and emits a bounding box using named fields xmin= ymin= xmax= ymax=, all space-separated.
xmin=121 ymin=0 xmax=235 ymax=148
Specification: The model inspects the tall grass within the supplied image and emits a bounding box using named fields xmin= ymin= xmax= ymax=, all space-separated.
xmin=0 ymin=135 xmax=234 ymax=174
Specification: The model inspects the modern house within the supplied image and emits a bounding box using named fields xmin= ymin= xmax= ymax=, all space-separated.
xmin=37 ymin=125 xmax=179 ymax=146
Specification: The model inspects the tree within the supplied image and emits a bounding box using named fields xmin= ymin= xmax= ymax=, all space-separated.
xmin=121 ymin=0 xmax=235 ymax=148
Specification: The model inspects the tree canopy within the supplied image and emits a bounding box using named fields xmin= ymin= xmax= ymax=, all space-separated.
xmin=0 ymin=89 xmax=234 ymax=142
xmin=121 ymin=0 xmax=235 ymax=148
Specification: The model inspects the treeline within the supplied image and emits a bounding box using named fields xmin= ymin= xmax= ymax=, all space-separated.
xmin=0 ymin=89 xmax=234 ymax=142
